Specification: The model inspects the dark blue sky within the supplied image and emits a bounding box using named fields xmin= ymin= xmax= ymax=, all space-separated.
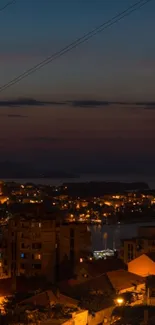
xmin=0 ymin=0 xmax=155 ymax=173
xmin=1 ymin=0 xmax=155 ymax=99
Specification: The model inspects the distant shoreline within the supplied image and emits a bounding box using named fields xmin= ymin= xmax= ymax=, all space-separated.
xmin=0 ymin=175 xmax=154 ymax=189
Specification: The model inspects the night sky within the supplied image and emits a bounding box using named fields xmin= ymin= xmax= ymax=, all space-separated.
xmin=0 ymin=0 xmax=155 ymax=173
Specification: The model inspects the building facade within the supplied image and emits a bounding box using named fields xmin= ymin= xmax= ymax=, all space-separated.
xmin=0 ymin=217 xmax=91 ymax=282
xmin=120 ymin=226 xmax=155 ymax=264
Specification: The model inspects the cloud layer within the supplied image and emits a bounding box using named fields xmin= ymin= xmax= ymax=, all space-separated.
xmin=0 ymin=98 xmax=155 ymax=109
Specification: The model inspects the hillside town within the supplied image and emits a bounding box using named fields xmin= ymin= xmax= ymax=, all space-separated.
xmin=1 ymin=0 xmax=155 ymax=322
xmin=0 ymin=181 xmax=154 ymax=323
xmin=0 ymin=180 xmax=155 ymax=226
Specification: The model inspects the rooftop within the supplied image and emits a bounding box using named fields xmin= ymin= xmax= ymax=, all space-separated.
xmin=0 ymin=276 xmax=48 ymax=297
xmin=19 ymin=290 xmax=79 ymax=308
xmin=75 ymin=258 xmax=126 ymax=278
xmin=107 ymin=269 xmax=144 ymax=292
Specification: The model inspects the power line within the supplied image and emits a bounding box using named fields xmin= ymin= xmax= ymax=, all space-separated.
xmin=0 ymin=0 xmax=150 ymax=92
xmin=0 ymin=0 xmax=151 ymax=92
xmin=0 ymin=0 xmax=16 ymax=13
xmin=0 ymin=0 xmax=152 ymax=93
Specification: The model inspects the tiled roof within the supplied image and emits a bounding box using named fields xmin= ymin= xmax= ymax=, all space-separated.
xmin=59 ymin=273 xmax=115 ymax=311
xmin=76 ymin=258 xmax=126 ymax=278
xmin=107 ymin=269 xmax=144 ymax=292
xmin=19 ymin=290 xmax=79 ymax=308
xmin=59 ymin=273 xmax=114 ymax=299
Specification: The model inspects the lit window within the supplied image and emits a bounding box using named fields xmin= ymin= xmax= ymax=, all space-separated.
xmin=33 ymin=254 xmax=41 ymax=260
xmin=83 ymin=273 xmax=88 ymax=278
xmin=80 ymin=258 xmax=83 ymax=263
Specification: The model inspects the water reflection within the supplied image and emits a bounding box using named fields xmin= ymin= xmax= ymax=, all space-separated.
xmin=91 ymin=222 xmax=155 ymax=251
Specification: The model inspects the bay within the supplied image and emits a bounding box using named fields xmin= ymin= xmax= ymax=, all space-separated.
xmin=90 ymin=222 xmax=155 ymax=251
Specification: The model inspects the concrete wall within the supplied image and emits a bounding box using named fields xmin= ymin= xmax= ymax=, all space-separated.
xmin=88 ymin=306 xmax=114 ymax=325
xmin=73 ymin=310 xmax=88 ymax=325
xmin=31 ymin=307 xmax=114 ymax=325
xmin=71 ymin=307 xmax=114 ymax=325
xmin=120 ymin=283 xmax=145 ymax=294
xmin=147 ymin=297 xmax=155 ymax=306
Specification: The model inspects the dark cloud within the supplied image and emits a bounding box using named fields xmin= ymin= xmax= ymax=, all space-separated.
xmin=69 ymin=100 xmax=155 ymax=108
xmin=1 ymin=98 xmax=155 ymax=109
xmin=0 ymin=98 xmax=66 ymax=107
xmin=135 ymin=102 xmax=155 ymax=106
xmin=69 ymin=100 xmax=110 ymax=107
xmin=6 ymin=114 xmax=28 ymax=118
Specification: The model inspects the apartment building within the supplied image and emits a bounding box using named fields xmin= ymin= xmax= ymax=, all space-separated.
xmin=120 ymin=226 xmax=155 ymax=264
xmin=0 ymin=217 xmax=56 ymax=281
xmin=58 ymin=224 xmax=91 ymax=264
xmin=0 ymin=217 xmax=91 ymax=282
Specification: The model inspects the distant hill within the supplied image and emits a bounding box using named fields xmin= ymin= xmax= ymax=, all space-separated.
xmin=63 ymin=181 xmax=149 ymax=196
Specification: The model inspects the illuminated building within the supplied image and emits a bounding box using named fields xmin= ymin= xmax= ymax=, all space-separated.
xmin=0 ymin=217 xmax=56 ymax=281
xmin=0 ymin=217 xmax=91 ymax=282
xmin=0 ymin=196 xmax=9 ymax=204
xmin=0 ymin=181 xmax=8 ymax=204
xmin=93 ymin=249 xmax=115 ymax=259
xmin=57 ymin=223 xmax=91 ymax=279
xmin=0 ymin=181 xmax=3 ymax=195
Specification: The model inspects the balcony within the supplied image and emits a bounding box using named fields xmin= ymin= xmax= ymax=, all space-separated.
xmin=20 ymin=244 xmax=30 ymax=250
xmin=21 ymin=233 xmax=30 ymax=240
xmin=32 ymin=243 xmax=42 ymax=250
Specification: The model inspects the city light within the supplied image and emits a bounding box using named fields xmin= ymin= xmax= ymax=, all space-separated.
xmin=116 ymin=297 xmax=124 ymax=305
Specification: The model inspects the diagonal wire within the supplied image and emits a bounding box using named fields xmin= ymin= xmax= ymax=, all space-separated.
xmin=0 ymin=0 xmax=153 ymax=93
xmin=0 ymin=0 xmax=16 ymax=12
